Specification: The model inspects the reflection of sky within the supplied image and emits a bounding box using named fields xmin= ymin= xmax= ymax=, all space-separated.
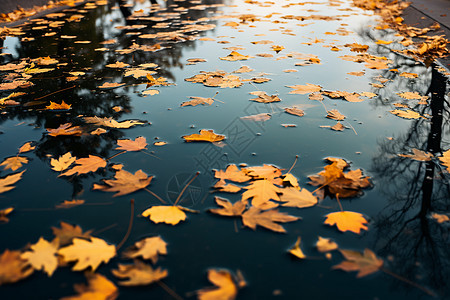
xmin=1 ymin=36 xmax=20 ymax=58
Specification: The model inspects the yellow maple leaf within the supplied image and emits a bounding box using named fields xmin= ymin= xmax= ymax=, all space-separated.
xmin=0 ymin=156 xmax=28 ymax=171
xmin=182 ymin=129 xmax=225 ymax=142
xmin=214 ymin=164 xmax=251 ymax=183
xmin=115 ymin=136 xmax=147 ymax=152
xmin=93 ymin=169 xmax=152 ymax=197
xmin=209 ymin=197 xmax=247 ymax=217
xmin=124 ymin=236 xmax=167 ymax=264
xmin=279 ymin=187 xmax=317 ymax=208
xmin=60 ymin=155 xmax=107 ymax=177
xmin=21 ymin=237 xmax=59 ymax=276
xmin=45 ymin=100 xmax=71 ymax=110
xmin=0 ymin=171 xmax=25 ymax=194
xmin=288 ymin=237 xmax=306 ymax=259
xmin=242 ymin=179 xmax=281 ymax=209
xmin=241 ymin=207 xmax=299 ymax=233
xmin=324 ymin=211 xmax=368 ymax=234
xmin=58 ymin=237 xmax=116 ymax=271
xmin=316 ymin=236 xmax=338 ymax=253
xmin=142 ymin=206 xmax=187 ymax=225
xmin=18 ymin=142 xmax=35 ymax=153
xmin=61 ymin=273 xmax=118 ymax=300
xmin=197 ymin=269 xmax=239 ymax=300
xmin=50 ymin=152 xmax=76 ymax=171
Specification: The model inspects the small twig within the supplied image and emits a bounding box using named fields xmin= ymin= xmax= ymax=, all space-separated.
xmin=106 ymin=150 xmax=126 ymax=161
xmin=34 ymin=85 xmax=76 ymax=100
xmin=144 ymin=188 xmax=167 ymax=204
xmin=174 ymin=172 xmax=200 ymax=206
xmin=92 ymin=223 xmax=117 ymax=236
xmin=345 ymin=121 xmax=358 ymax=135
xmin=141 ymin=150 xmax=162 ymax=160
xmin=116 ymin=199 xmax=134 ymax=251
xmin=381 ymin=267 xmax=436 ymax=297
xmin=287 ymin=155 xmax=299 ymax=174
xmin=157 ymin=281 xmax=184 ymax=300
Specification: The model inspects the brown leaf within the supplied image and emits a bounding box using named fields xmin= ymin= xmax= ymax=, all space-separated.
xmin=46 ymin=123 xmax=83 ymax=137
xmin=115 ymin=137 xmax=148 ymax=152
xmin=0 ymin=156 xmax=28 ymax=171
xmin=241 ymin=207 xmax=299 ymax=233
xmin=123 ymin=236 xmax=167 ymax=264
xmin=182 ymin=129 xmax=225 ymax=142
xmin=0 ymin=171 xmax=25 ymax=194
xmin=197 ymin=269 xmax=239 ymax=300
xmin=93 ymin=169 xmax=152 ymax=197
xmin=55 ymin=199 xmax=85 ymax=209
xmin=61 ymin=273 xmax=118 ymax=300
xmin=333 ymin=248 xmax=383 ymax=278
xmin=60 ymin=155 xmax=106 ymax=177
xmin=51 ymin=222 xmax=93 ymax=246
xmin=284 ymin=107 xmax=305 ymax=117
xmin=326 ymin=109 xmax=346 ymax=121
xmin=209 ymin=197 xmax=247 ymax=217
xmin=181 ymin=96 xmax=215 ymax=107
xmin=0 ymin=249 xmax=33 ymax=285
xmin=287 ymin=83 xmax=322 ymax=94
xmin=112 ymin=261 xmax=168 ymax=286
xmin=249 ymin=91 xmax=281 ymax=103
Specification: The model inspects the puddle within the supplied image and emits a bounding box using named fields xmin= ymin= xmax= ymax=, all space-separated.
xmin=0 ymin=0 xmax=449 ymax=299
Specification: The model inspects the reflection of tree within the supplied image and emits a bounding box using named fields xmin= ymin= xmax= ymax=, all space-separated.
xmin=371 ymin=64 xmax=450 ymax=297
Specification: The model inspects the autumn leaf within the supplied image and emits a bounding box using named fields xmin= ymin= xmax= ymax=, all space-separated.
xmin=142 ymin=206 xmax=187 ymax=225
xmin=45 ymin=100 xmax=71 ymax=110
xmin=0 ymin=171 xmax=25 ymax=194
xmin=282 ymin=173 xmax=300 ymax=189
xmin=279 ymin=187 xmax=317 ymax=208
xmin=58 ymin=237 xmax=116 ymax=271
xmin=115 ymin=136 xmax=148 ymax=152
xmin=240 ymin=113 xmax=271 ymax=122
xmin=0 ymin=249 xmax=34 ymax=285
xmin=242 ymin=179 xmax=281 ymax=209
xmin=106 ymin=61 xmax=129 ymax=68
xmin=324 ymin=211 xmax=369 ymax=234
xmin=0 ymin=156 xmax=28 ymax=171
xmin=333 ymin=248 xmax=383 ymax=278
xmin=214 ymin=164 xmax=251 ymax=183
xmin=21 ymin=237 xmax=59 ymax=276
xmin=60 ymin=155 xmax=107 ymax=177
xmin=213 ymin=180 xmax=242 ymax=193
xmin=249 ymin=91 xmax=281 ymax=103
xmin=220 ymin=51 xmax=253 ymax=61
xmin=243 ymin=164 xmax=282 ymax=183
xmin=309 ymin=92 xmax=324 ymax=101
xmin=112 ymin=260 xmax=168 ymax=286
xmin=84 ymin=116 xmax=146 ymax=128
xmin=284 ymin=107 xmax=305 ymax=117
xmin=61 ymin=273 xmax=118 ymax=300
xmin=146 ymin=74 xmax=172 ymax=87
xmin=181 ymin=96 xmax=215 ymax=107
xmin=288 ymin=237 xmax=306 ymax=259
xmin=93 ymin=169 xmax=152 ymax=197
xmin=241 ymin=207 xmax=299 ymax=233
xmin=0 ymin=207 xmax=14 ymax=223
xmin=182 ymin=129 xmax=225 ymax=142
xmin=316 ymin=236 xmax=338 ymax=252
xmin=51 ymin=222 xmax=93 ymax=246
xmin=197 ymin=269 xmax=239 ymax=300
xmin=209 ymin=197 xmax=247 ymax=217
xmin=98 ymin=82 xmax=126 ymax=89
xmin=287 ymin=83 xmax=322 ymax=94
xmin=430 ymin=212 xmax=449 ymax=224
xmin=438 ymin=149 xmax=450 ymax=172
xmin=326 ymin=109 xmax=346 ymax=121
xmin=123 ymin=236 xmax=167 ymax=263
xmin=46 ymin=123 xmax=83 ymax=137
xmin=398 ymin=148 xmax=433 ymax=161
xmin=50 ymin=152 xmax=76 ymax=171
xmin=390 ymin=109 xmax=425 ymax=119
xmin=18 ymin=142 xmax=35 ymax=153
xmin=55 ymin=199 xmax=85 ymax=209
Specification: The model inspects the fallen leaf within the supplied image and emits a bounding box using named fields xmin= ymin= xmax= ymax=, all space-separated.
xmin=123 ymin=236 xmax=167 ymax=263
xmin=288 ymin=237 xmax=306 ymax=259
xmin=284 ymin=107 xmax=305 ymax=117
xmin=287 ymin=83 xmax=322 ymax=94
xmin=18 ymin=142 xmax=35 ymax=153
xmin=181 ymin=96 xmax=215 ymax=107
xmin=326 ymin=109 xmax=346 ymax=121
xmin=398 ymin=148 xmax=433 ymax=161
xmin=214 ymin=180 xmax=242 ymax=193
xmin=233 ymin=66 xmax=253 ymax=73
xmin=240 ymin=113 xmax=271 ymax=122
xmin=21 ymin=237 xmax=59 ymax=276
xmin=214 ymin=164 xmax=251 ymax=183
xmin=390 ymin=109 xmax=425 ymax=119
xmin=282 ymin=174 xmax=300 ymax=189
xmin=142 ymin=206 xmax=187 ymax=225
xmin=309 ymin=92 xmax=324 ymax=101
xmin=242 ymin=179 xmax=281 ymax=208
xmin=330 ymin=122 xmax=345 ymax=131
xmin=60 ymin=155 xmax=107 ymax=176
xmin=98 ymin=82 xmax=126 ymax=89
xmin=0 ymin=207 xmax=14 ymax=223
xmin=399 ymin=72 xmax=418 ymax=78
xmin=51 ymin=222 xmax=93 ymax=246
xmin=115 ymin=136 xmax=148 ymax=152
xmin=431 ymin=212 xmax=449 ymax=223
xmin=333 ymin=248 xmax=383 ymax=277
xmin=220 ymin=51 xmax=253 ymax=61
xmin=182 ymin=129 xmax=225 ymax=142
xmin=106 ymin=61 xmax=129 ymax=68
xmin=142 ymin=89 xmax=160 ymax=96
xmin=324 ymin=211 xmax=368 ymax=234
xmin=61 ymin=273 xmax=118 ymax=300
xmin=0 ymin=171 xmax=25 ymax=194
xmin=0 ymin=156 xmax=28 ymax=171
xmin=58 ymin=237 xmax=116 ymax=271
xmin=279 ymin=187 xmax=317 ymax=208
xmin=241 ymin=207 xmax=299 ymax=233
xmin=93 ymin=169 xmax=152 ymax=197
xmin=0 ymin=249 xmax=33 ymax=285
xmin=316 ymin=236 xmax=338 ymax=252
xmin=197 ymin=269 xmax=239 ymax=300
xmin=50 ymin=152 xmax=76 ymax=171
xmin=46 ymin=123 xmax=83 ymax=137
xmin=249 ymin=92 xmax=281 ymax=103
xmin=46 ymin=100 xmax=71 ymax=110
xmin=84 ymin=116 xmax=146 ymax=128
xmin=209 ymin=197 xmax=247 ymax=217
xmin=112 ymin=261 xmax=168 ymax=286
xmin=55 ymin=199 xmax=85 ymax=209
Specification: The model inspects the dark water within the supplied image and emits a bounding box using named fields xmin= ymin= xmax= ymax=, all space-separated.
xmin=0 ymin=0 xmax=449 ymax=299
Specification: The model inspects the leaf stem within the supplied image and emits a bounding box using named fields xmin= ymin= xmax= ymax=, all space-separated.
xmin=107 ymin=150 xmax=126 ymax=161
xmin=144 ymin=188 xmax=167 ymax=204
xmin=157 ymin=281 xmax=184 ymax=300
xmin=116 ymin=199 xmax=134 ymax=251
xmin=335 ymin=193 xmax=344 ymax=211
xmin=287 ymin=155 xmax=299 ymax=174
xmin=174 ymin=172 xmax=200 ymax=206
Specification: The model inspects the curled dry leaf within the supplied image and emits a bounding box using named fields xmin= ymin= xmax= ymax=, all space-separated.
xmin=197 ymin=269 xmax=240 ymax=300
xmin=112 ymin=261 xmax=168 ymax=286
xmin=124 ymin=236 xmax=167 ymax=263
xmin=182 ymin=129 xmax=225 ymax=142
xmin=288 ymin=237 xmax=306 ymax=259
xmin=93 ymin=169 xmax=153 ymax=197
xmin=316 ymin=236 xmax=338 ymax=252
xmin=0 ymin=249 xmax=34 ymax=285
xmin=284 ymin=107 xmax=305 ymax=117
xmin=58 ymin=237 xmax=116 ymax=271
xmin=324 ymin=211 xmax=369 ymax=234
xmin=333 ymin=248 xmax=383 ymax=278
xmin=0 ymin=207 xmax=14 ymax=223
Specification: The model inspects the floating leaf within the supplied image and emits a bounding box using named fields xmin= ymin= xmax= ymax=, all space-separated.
xmin=241 ymin=207 xmax=299 ymax=233
xmin=316 ymin=236 xmax=338 ymax=252
xmin=333 ymin=248 xmax=383 ymax=278
xmin=18 ymin=142 xmax=35 ymax=153
xmin=60 ymin=155 xmax=106 ymax=176
xmin=288 ymin=237 xmax=306 ymax=259
xmin=431 ymin=212 xmax=449 ymax=224
xmin=124 ymin=236 xmax=167 ymax=263
xmin=209 ymin=197 xmax=247 ymax=217
xmin=93 ymin=169 xmax=152 ymax=197
xmin=398 ymin=148 xmax=433 ymax=161
xmin=112 ymin=261 xmax=168 ymax=286
xmin=181 ymin=96 xmax=215 ymax=107
xmin=284 ymin=107 xmax=305 ymax=117
xmin=21 ymin=237 xmax=59 ymax=276
xmin=182 ymin=129 xmax=225 ymax=142
xmin=197 ymin=269 xmax=239 ymax=300
xmin=62 ymin=273 xmax=118 ymax=300
xmin=50 ymin=152 xmax=76 ymax=171
xmin=287 ymin=83 xmax=322 ymax=94
xmin=0 ymin=249 xmax=33 ymax=285
xmin=51 ymin=222 xmax=93 ymax=246
xmin=45 ymin=100 xmax=71 ymax=110
xmin=214 ymin=164 xmax=251 ymax=183
xmin=242 ymin=179 xmax=281 ymax=209
xmin=0 ymin=207 xmax=14 ymax=223
xmin=390 ymin=109 xmax=425 ymax=119
xmin=115 ymin=137 xmax=148 ymax=152
xmin=240 ymin=113 xmax=271 ymax=122
xmin=220 ymin=51 xmax=253 ymax=61
xmin=324 ymin=211 xmax=368 ymax=234
xmin=46 ymin=123 xmax=83 ymax=137
xmin=142 ymin=206 xmax=187 ymax=225
xmin=0 ymin=171 xmax=25 ymax=194
xmin=0 ymin=156 xmax=28 ymax=171
xmin=279 ymin=187 xmax=317 ymax=208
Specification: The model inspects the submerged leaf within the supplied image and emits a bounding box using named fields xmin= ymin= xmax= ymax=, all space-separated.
xmin=333 ymin=248 xmax=383 ymax=278
xmin=241 ymin=207 xmax=299 ymax=233
xmin=112 ymin=261 xmax=168 ymax=286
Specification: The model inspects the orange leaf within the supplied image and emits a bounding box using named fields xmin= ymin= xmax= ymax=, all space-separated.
xmin=333 ymin=248 xmax=383 ymax=277
xmin=197 ymin=269 xmax=239 ymax=300
xmin=324 ymin=211 xmax=368 ymax=234
xmin=0 ymin=249 xmax=34 ymax=285
xmin=45 ymin=100 xmax=71 ymax=110
xmin=142 ymin=206 xmax=187 ymax=225
xmin=93 ymin=169 xmax=152 ymax=197
xmin=115 ymin=136 xmax=148 ymax=152
xmin=60 ymin=155 xmax=106 ymax=177
xmin=182 ymin=129 xmax=225 ymax=142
